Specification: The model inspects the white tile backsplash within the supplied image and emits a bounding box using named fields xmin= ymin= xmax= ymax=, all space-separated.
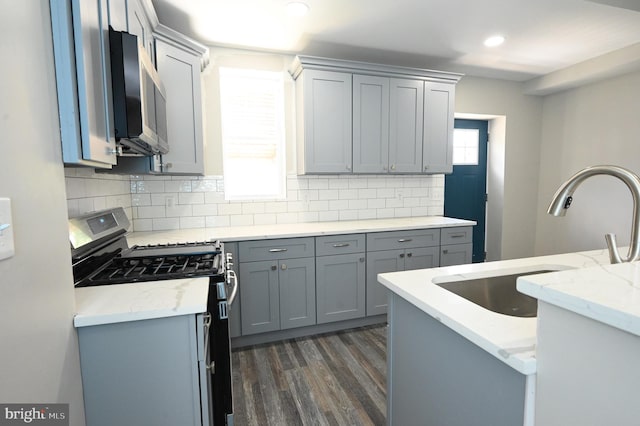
xmin=66 ymin=172 xmax=445 ymax=232
xmin=64 ymin=168 xmax=132 ymax=220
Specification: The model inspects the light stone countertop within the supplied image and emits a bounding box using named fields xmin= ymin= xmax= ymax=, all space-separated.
xmin=74 ymin=277 xmax=209 ymax=328
xmin=378 ymin=249 xmax=613 ymax=375
xmin=517 ymin=261 xmax=640 ymax=337
xmin=126 ymin=216 xmax=475 ymax=246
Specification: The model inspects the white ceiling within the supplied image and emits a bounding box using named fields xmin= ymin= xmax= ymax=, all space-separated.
xmin=150 ymin=0 xmax=640 ymax=81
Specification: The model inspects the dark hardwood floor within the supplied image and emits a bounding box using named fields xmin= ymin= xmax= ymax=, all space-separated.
xmin=231 ymin=325 xmax=387 ymax=426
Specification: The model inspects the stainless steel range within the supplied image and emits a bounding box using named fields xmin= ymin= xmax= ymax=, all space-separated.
xmin=70 ymin=207 xmax=236 ymax=426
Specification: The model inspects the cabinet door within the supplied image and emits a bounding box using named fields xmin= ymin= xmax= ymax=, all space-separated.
xmin=155 ymin=39 xmax=204 ymax=175
xmin=366 ymin=249 xmax=404 ymax=316
xmin=239 ymin=261 xmax=280 ymax=335
xmin=404 ymin=246 xmax=440 ymax=270
xmin=423 ymin=81 xmax=455 ymax=174
xmin=299 ymin=69 xmax=352 ymax=173
xmin=50 ymin=0 xmax=118 ymax=167
xmin=389 ymin=78 xmax=424 ymax=173
xmin=126 ymin=0 xmax=153 ymax=57
xmin=107 ymin=0 xmax=127 ymax=31
xmin=279 ymin=258 xmax=316 ymax=330
xmin=353 ymin=75 xmax=389 ymax=173
xmin=440 ymin=243 xmax=473 ymax=267
xmin=316 ymin=253 xmax=366 ymax=324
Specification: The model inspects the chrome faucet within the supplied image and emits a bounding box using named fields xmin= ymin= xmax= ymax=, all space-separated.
xmin=547 ymin=165 xmax=640 ymax=264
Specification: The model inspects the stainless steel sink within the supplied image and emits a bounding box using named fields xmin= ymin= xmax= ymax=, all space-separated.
xmin=435 ymin=270 xmax=558 ymax=317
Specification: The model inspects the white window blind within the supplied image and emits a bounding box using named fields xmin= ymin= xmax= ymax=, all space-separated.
xmin=219 ymin=68 xmax=286 ymax=200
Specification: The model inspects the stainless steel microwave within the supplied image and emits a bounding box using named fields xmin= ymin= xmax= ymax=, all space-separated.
xmin=109 ymin=28 xmax=168 ymax=156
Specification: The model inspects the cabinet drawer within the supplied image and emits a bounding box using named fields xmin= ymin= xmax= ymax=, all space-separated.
xmin=367 ymin=229 xmax=440 ymax=251
xmin=316 ymin=234 xmax=365 ymax=256
xmin=239 ymin=237 xmax=315 ymax=262
xmin=441 ymin=227 xmax=473 ymax=245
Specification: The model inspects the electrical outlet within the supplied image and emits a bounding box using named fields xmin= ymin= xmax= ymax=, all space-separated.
xmin=0 ymin=198 xmax=15 ymax=260
xmin=165 ymin=195 xmax=176 ymax=208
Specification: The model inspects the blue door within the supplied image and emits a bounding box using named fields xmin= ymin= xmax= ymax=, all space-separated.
xmin=444 ymin=119 xmax=488 ymax=263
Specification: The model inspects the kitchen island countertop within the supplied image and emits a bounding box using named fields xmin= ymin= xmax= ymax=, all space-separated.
xmin=378 ymin=248 xmax=614 ymax=374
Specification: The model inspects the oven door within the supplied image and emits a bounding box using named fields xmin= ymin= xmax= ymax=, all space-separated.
xmin=208 ymin=277 xmax=234 ymax=426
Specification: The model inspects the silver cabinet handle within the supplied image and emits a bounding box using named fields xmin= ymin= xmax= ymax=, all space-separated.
xmin=397 ymin=238 xmax=413 ymax=243
xmin=281 ymin=264 xmax=287 ymax=270
xmin=226 ymin=270 xmax=239 ymax=306
xmin=271 ymin=265 xmax=277 ymax=271
xmin=407 ymin=252 xmax=412 ymax=257
xmin=269 ymin=248 xmax=288 ymax=253
xmin=449 ymin=233 xmax=466 ymax=238
xmin=399 ymin=253 xmax=405 ymax=258
xmin=442 ymin=249 xmax=449 ymax=254
xmin=332 ymin=243 xmax=350 ymax=248
xmin=390 ymin=164 xmax=396 ymax=170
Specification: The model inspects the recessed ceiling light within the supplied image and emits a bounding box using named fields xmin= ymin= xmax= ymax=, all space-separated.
xmin=286 ymin=2 xmax=310 ymax=17
xmin=484 ymin=35 xmax=505 ymax=47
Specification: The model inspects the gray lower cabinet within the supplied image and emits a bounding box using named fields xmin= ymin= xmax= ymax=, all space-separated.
xmin=366 ymin=229 xmax=442 ymax=316
xmin=239 ymin=238 xmax=316 ymax=336
xmin=315 ymin=234 xmax=367 ymax=324
xmin=440 ymin=226 xmax=473 ymax=266
xmin=77 ymin=314 xmax=209 ymax=426
xmin=366 ymin=246 xmax=440 ymax=316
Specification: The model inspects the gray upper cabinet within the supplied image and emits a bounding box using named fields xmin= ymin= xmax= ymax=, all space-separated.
xmin=353 ymin=76 xmax=424 ymax=174
xmin=353 ymin=75 xmax=390 ymax=173
xmin=290 ymin=56 xmax=462 ymax=175
xmin=423 ymin=81 xmax=455 ymax=174
xmin=154 ymin=28 xmax=206 ymax=175
xmin=50 ymin=0 xmax=118 ymax=168
xmin=294 ymin=68 xmax=353 ymax=174
xmin=389 ymin=78 xmax=424 ymax=173
xmin=107 ymin=0 xmax=127 ymax=31
xmin=126 ymin=0 xmax=154 ymax=59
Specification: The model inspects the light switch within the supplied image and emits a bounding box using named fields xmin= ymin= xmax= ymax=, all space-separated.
xmin=0 ymin=198 xmax=15 ymax=260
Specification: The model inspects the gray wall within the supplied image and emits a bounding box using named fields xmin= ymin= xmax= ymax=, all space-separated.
xmin=534 ymin=70 xmax=640 ymax=255
xmin=455 ymin=77 xmax=544 ymax=259
xmin=0 ymin=1 xmax=85 ymax=425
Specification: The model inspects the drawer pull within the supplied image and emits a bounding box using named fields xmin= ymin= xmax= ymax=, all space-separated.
xmin=407 ymin=252 xmax=412 ymax=257
xmin=397 ymin=238 xmax=413 ymax=243
xmin=449 ymin=233 xmax=466 ymax=238
xmin=399 ymin=253 xmax=405 ymax=258
xmin=269 ymin=248 xmax=288 ymax=253
xmin=332 ymin=243 xmax=350 ymax=248
xmin=271 ymin=265 xmax=277 ymax=271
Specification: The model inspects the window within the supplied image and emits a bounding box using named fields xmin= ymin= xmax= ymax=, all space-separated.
xmin=219 ymin=68 xmax=286 ymax=200
xmin=452 ymin=128 xmax=479 ymax=165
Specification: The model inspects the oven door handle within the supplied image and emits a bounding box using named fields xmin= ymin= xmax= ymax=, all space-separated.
xmin=226 ymin=270 xmax=239 ymax=306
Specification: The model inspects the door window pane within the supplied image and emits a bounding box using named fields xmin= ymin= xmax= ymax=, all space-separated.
xmin=452 ymin=128 xmax=479 ymax=165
